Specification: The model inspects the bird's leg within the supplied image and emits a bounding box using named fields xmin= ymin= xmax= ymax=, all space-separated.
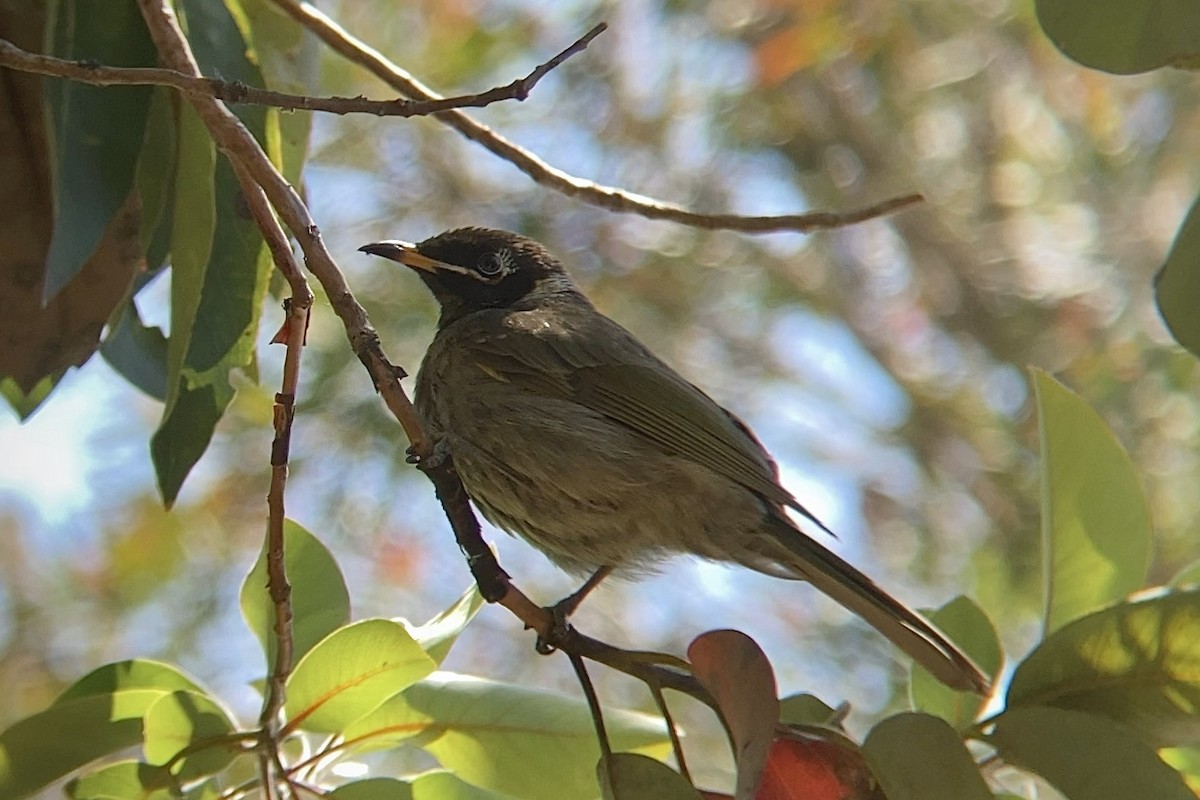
xmin=537 ymin=566 xmax=614 ymax=654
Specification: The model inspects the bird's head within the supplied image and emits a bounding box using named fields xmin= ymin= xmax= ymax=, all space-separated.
xmin=359 ymin=227 xmax=580 ymax=325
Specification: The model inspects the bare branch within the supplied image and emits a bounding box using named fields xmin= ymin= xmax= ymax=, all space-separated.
xmin=226 ymin=157 xmax=311 ymax=787
xmin=0 ymin=25 xmax=603 ymax=117
xmin=269 ymin=0 xmax=920 ymax=233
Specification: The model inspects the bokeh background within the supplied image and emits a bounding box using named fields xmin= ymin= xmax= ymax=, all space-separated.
xmin=3 ymin=0 xmax=1199 ymax=785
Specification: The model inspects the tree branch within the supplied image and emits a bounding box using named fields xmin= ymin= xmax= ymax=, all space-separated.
xmin=0 ymin=25 xmax=603 ymax=117
xmin=269 ymin=0 xmax=922 ymax=233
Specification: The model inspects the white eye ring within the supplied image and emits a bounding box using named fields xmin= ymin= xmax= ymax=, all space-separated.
xmin=477 ymin=250 xmax=509 ymax=277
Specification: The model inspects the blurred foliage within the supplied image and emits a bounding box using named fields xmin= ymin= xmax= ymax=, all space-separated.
xmin=3 ymin=0 xmax=1200 ymax=795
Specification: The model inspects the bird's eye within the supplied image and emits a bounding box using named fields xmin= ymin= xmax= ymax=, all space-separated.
xmin=477 ymin=251 xmax=507 ymax=277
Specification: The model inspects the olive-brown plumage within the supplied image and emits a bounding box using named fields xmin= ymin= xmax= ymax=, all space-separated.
xmin=360 ymin=227 xmax=989 ymax=693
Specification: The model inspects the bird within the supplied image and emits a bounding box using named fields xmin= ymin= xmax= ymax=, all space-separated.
xmin=360 ymin=227 xmax=990 ymax=694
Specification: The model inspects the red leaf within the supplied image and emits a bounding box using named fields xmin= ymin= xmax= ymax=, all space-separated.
xmin=757 ymin=737 xmax=879 ymax=800
xmin=688 ymin=630 xmax=780 ymax=799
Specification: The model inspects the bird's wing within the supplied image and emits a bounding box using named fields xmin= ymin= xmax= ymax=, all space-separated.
xmin=465 ymin=314 xmax=829 ymax=529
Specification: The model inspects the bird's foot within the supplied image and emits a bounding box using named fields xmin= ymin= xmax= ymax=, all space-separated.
xmin=533 ymin=567 xmax=613 ymax=654
xmin=406 ymin=436 xmax=452 ymax=470
xmin=534 ymin=597 xmax=577 ymax=655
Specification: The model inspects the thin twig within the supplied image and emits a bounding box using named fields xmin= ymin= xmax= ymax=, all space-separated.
xmin=649 ymin=684 xmax=691 ymax=783
xmin=233 ymin=170 xmax=310 ymax=797
xmin=216 ymin=75 xmax=313 ymax=800
xmin=569 ymin=652 xmax=612 ymax=761
xmin=269 ymin=0 xmax=922 ymax=233
xmin=0 ymin=29 xmax=601 ymax=117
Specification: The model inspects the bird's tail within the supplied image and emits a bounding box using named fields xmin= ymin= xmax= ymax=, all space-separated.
xmin=753 ymin=518 xmax=991 ymax=694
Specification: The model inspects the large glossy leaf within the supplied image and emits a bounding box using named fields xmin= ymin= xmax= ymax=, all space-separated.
xmin=65 ymin=760 xmax=176 ymax=800
xmin=142 ymin=691 xmax=237 ymax=781
xmin=988 ymin=706 xmax=1192 ymax=799
xmin=55 ymin=660 xmax=209 ymax=703
xmin=342 ymin=671 xmax=669 ymax=800
xmin=909 ymin=596 xmax=1002 ymax=729
xmin=241 ymin=520 xmax=351 ymax=670
xmin=329 ymin=778 xmax=416 ymax=800
xmin=1035 ymin=0 xmax=1200 ymax=74
xmin=43 ymin=0 xmax=155 ymax=300
xmin=0 ymin=690 xmax=168 ymax=799
xmin=284 ymin=619 xmax=436 ymax=734
xmin=598 ymin=753 xmax=700 ymax=800
xmin=1007 ymin=588 xmax=1200 ymax=747
xmin=1033 ymin=370 xmax=1151 ymax=633
xmin=1155 ymin=194 xmax=1200 ymax=359
xmin=862 ymin=713 xmax=990 ymax=800
xmin=400 ymin=585 xmax=484 ymax=666
xmin=328 ymin=772 xmax=514 ymax=800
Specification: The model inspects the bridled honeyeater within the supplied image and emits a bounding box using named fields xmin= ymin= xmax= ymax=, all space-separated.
xmin=361 ymin=227 xmax=989 ymax=694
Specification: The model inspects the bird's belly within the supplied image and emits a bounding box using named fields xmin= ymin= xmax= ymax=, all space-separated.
xmin=433 ymin=393 xmax=767 ymax=575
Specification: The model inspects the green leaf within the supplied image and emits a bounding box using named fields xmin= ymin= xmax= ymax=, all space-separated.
xmin=329 ymin=771 xmax=515 ymax=800
xmin=181 ymin=0 xmax=268 ymax=135
xmin=135 ymin=87 xmax=177 ymax=263
xmin=408 ymin=770 xmax=515 ymax=800
xmin=1171 ymin=559 xmax=1200 ymax=588
xmin=1161 ymin=747 xmax=1200 ymax=785
xmin=151 ymin=378 xmax=235 ymax=506
xmin=778 ymin=693 xmax=841 ymax=727
xmin=228 ymin=0 xmax=319 ymax=184
xmin=1 ymin=374 xmax=57 ymax=420
xmin=142 ymin=691 xmax=236 ymax=780
xmin=42 ymin=0 xmax=155 ymax=300
xmin=0 ymin=689 xmax=169 ymax=799
xmin=1035 ymin=0 xmax=1200 ymax=74
xmin=910 ymin=596 xmax=1002 ymax=729
xmin=1156 ymin=193 xmax=1200 ymax=358
xmin=329 ymin=778 xmax=415 ymax=800
xmin=342 ymin=672 xmax=669 ymax=800
xmin=988 ymin=706 xmax=1193 ymax=799
xmin=101 ymin=301 xmax=169 ymax=401
xmin=1033 ymin=369 xmax=1152 ymax=633
xmin=56 ymin=659 xmax=208 ymax=703
xmin=65 ymin=760 xmax=174 ymax=800
xmin=284 ymin=619 xmax=436 ymax=734
xmin=240 ymin=520 xmax=351 ymax=670
xmin=152 ymin=63 xmax=270 ymax=503
xmin=161 ymin=101 xmax=215 ymax=417
xmin=401 ymin=585 xmax=484 ymax=666
xmin=598 ymin=753 xmax=701 ymax=800
xmin=862 ymin=713 xmax=990 ymax=800
xmin=1007 ymin=588 xmax=1200 ymax=747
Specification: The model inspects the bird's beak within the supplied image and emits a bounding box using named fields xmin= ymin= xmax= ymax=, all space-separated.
xmin=358 ymin=240 xmax=470 ymax=275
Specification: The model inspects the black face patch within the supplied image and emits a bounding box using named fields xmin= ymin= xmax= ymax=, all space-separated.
xmin=414 ymin=228 xmax=565 ymax=316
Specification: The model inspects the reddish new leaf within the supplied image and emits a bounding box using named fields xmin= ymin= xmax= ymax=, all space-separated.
xmin=758 ymin=736 xmax=878 ymax=800
xmin=688 ymin=630 xmax=779 ymax=800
